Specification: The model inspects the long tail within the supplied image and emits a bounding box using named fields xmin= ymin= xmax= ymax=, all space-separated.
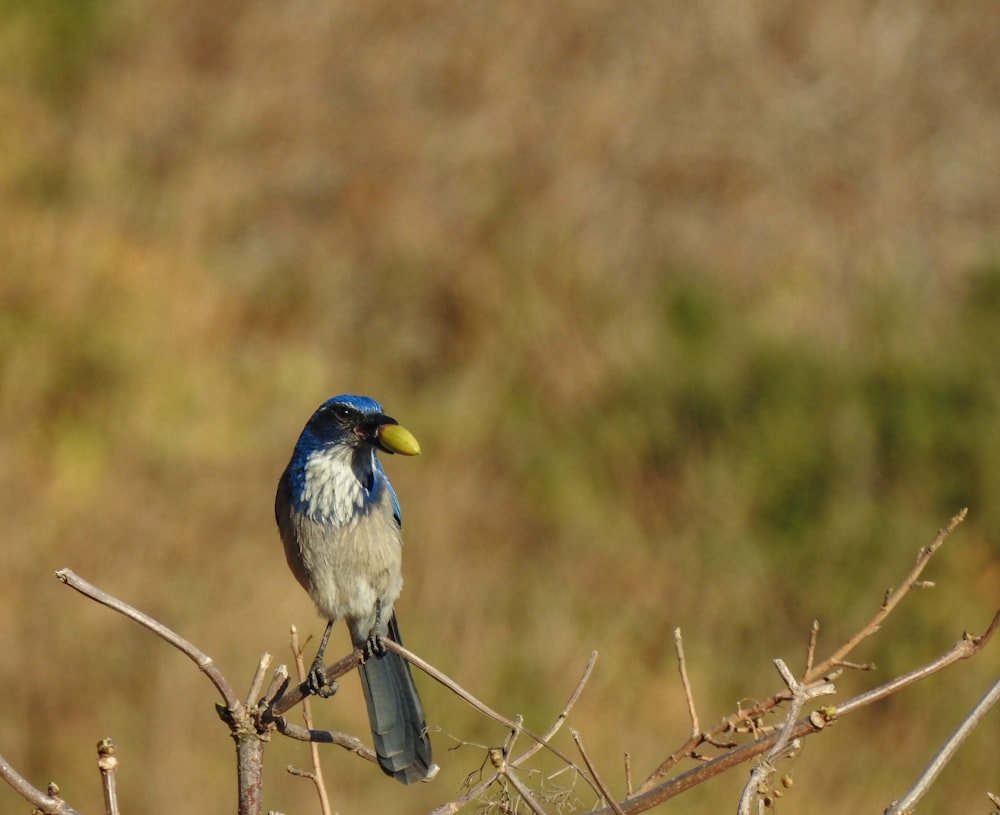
xmin=357 ymin=614 xmax=436 ymax=784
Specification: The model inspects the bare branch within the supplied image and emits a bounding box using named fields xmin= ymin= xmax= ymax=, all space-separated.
xmin=235 ymin=729 xmax=264 ymax=815
xmin=274 ymin=718 xmax=379 ymax=761
xmin=55 ymin=568 xmax=243 ymax=712
xmin=673 ymin=628 xmax=699 ymax=739
xmin=502 ymin=766 xmax=551 ymax=815
xmin=539 ymin=651 xmax=598 ymax=743
xmin=39 ymin=518 xmax=988 ymax=815
xmin=429 ymin=652 xmax=599 ymax=815
xmin=288 ymin=625 xmax=332 ymax=815
xmin=268 ymin=650 xmax=362 ymax=718
xmin=97 ymin=738 xmax=120 ymax=815
xmin=803 ymin=507 xmax=967 ymax=684
xmin=885 ymin=673 xmax=1000 ymax=815
xmin=52 ymin=568 xmax=287 ymax=815
xmin=383 ymin=638 xmax=518 ymax=730
xmin=639 ymin=510 xmax=970 ymax=795
xmin=805 ymin=620 xmax=820 ymax=675
xmin=573 ymin=731 xmax=625 ymax=815
xmin=737 ymin=660 xmax=834 ymax=815
xmin=245 ymin=653 xmax=273 ymax=709
xmin=0 ymin=755 xmax=81 ymax=815
xmin=599 ymin=612 xmax=997 ymax=815
xmin=630 ymin=630 xmax=709 ymax=793
xmin=263 ymin=664 xmax=290 ymax=708
xmin=383 ymin=638 xmax=592 ymax=779
xmin=837 ymin=610 xmax=999 ymax=718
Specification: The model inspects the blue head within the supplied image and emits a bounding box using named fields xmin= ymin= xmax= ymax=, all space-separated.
xmin=287 ymin=395 xmax=419 ymax=525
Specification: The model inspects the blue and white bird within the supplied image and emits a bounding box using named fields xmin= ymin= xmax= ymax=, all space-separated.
xmin=275 ymin=394 xmax=436 ymax=784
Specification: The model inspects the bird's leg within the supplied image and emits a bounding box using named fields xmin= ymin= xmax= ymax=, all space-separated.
xmin=307 ymin=619 xmax=339 ymax=698
xmin=365 ymin=599 xmax=387 ymax=658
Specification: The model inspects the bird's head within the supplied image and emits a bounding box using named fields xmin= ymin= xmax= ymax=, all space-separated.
xmin=300 ymin=394 xmax=421 ymax=457
xmin=288 ymin=395 xmax=420 ymax=523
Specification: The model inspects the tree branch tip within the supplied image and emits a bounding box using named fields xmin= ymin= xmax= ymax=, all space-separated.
xmin=934 ymin=508 xmax=969 ymax=539
xmin=773 ymin=658 xmax=796 ymax=689
xmin=835 ymin=660 xmax=876 ymax=672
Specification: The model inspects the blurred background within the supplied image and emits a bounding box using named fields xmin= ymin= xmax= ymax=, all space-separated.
xmin=2 ymin=1 xmax=999 ymax=813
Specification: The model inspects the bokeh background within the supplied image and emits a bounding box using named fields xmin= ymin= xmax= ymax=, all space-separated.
xmin=2 ymin=1 xmax=999 ymax=813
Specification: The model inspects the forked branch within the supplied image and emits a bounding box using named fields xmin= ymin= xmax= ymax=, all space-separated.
xmin=638 ymin=508 xmax=973 ymax=796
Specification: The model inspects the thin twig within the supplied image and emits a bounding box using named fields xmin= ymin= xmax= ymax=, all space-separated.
xmin=96 ymin=738 xmax=119 ymax=815
xmin=639 ymin=510 xmax=969 ymax=794
xmin=805 ymin=620 xmax=820 ymax=675
xmin=0 ymin=754 xmax=82 ymax=815
xmin=673 ymin=628 xmax=699 ymax=739
xmin=502 ymin=765 xmax=550 ymax=815
xmin=837 ymin=610 xmax=998 ymax=718
xmin=262 ymin=664 xmax=290 ymax=708
xmin=830 ymin=659 xmax=874 ymax=672
xmin=245 ymin=653 xmax=273 ymax=709
xmin=429 ymin=652 xmax=598 ymax=815
xmin=383 ymin=639 xmax=518 ymax=729
xmin=503 ymin=716 xmax=525 ymax=765
xmin=539 ymin=651 xmax=598 ymax=742
xmin=601 ymin=612 xmax=997 ymax=815
xmin=273 ymin=718 xmax=378 ymax=761
xmin=55 ymin=568 xmax=242 ymax=711
xmin=383 ymin=638 xmax=589 ymax=777
xmin=804 ymin=508 xmax=967 ymax=684
xmin=885 ymin=674 xmax=1000 ymax=815
xmin=289 ymin=625 xmax=332 ymax=815
xmin=573 ymin=731 xmax=625 ymax=815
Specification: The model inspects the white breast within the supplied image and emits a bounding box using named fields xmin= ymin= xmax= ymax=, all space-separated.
xmin=300 ymin=444 xmax=368 ymax=524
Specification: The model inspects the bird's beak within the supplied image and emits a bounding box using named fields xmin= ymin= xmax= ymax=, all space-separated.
xmin=375 ymin=422 xmax=421 ymax=456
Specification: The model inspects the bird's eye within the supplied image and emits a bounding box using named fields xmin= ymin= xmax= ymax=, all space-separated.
xmin=332 ymin=404 xmax=354 ymax=421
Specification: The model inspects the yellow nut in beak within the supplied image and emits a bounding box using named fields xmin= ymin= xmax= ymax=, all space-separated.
xmin=378 ymin=423 xmax=421 ymax=456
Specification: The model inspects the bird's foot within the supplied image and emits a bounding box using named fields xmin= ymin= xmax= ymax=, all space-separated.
xmin=365 ymin=632 xmax=387 ymax=659
xmin=307 ymin=657 xmax=338 ymax=698
xmin=363 ymin=598 xmax=388 ymax=658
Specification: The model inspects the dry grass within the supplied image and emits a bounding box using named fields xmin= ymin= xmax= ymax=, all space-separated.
xmin=2 ymin=1 xmax=999 ymax=813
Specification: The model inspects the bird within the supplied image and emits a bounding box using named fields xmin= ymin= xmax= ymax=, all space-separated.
xmin=275 ymin=394 xmax=437 ymax=784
